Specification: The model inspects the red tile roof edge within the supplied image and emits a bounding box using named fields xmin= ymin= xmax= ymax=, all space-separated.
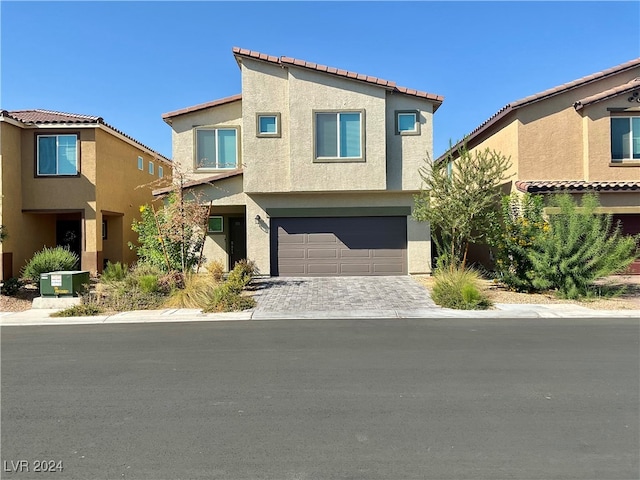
xmin=161 ymin=94 xmax=243 ymax=122
xmin=152 ymin=169 xmax=243 ymax=197
xmin=232 ymin=47 xmax=444 ymax=105
xmin=574 ymin=78 xmax=640 ymax=110
xmin=515 ymin=180 xmax=640 ymax=193
xmin=1 ymin=109 xmax=171 ymax=164
xmin=437 ymin=57 xmax=640 ymax=163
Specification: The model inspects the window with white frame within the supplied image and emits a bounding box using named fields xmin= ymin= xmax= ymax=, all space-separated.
xmin=611 ymin=117 xmax=640 ymax=161
xmin=137 ymin=156 xmax=144 ymax=170
xmin=207 ymin=216 xmax=223 ymax=233
xmin=148 ymin=161 xmax=154 ymax=175
xmin=314 ymin=111 xmax=363 ymax=161
xmin=257 ymin=113 xmax=281 ymax=137
xmin=196 ymin=127 xmax=238 ymax=169
xmin=158 ymin=166 xmax=164 ymax=178
xmin=37 ymin=134 xmax=78 ymax=175
xmin=395 ymin=111 xmax=420 ymax=135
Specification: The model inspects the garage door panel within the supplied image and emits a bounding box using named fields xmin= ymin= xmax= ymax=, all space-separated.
xmin=341 ymin=264 xmax=372 ymax=274
xmin=272 ymin=216 xmax=407 ymax=276
xmin=307 ymin=264 xmax=339 ymax=274
xmin=340 ymin=249 xmax=372 ymax=258
xmin=307 ymin=248 xmax=338 ymax=259
xmin=307 ymin=233 xmax=338 ymax=244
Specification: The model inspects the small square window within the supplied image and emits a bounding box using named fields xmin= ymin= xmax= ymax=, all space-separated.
xmin=207 ymin=216 xmax=224 ymax=233
xmin=158 ymin=166 xmax=164 ymax=178
xmin=395 ymin=111 xmax=420 ymax=135
xmin=256 ymin=113 xmax=281 ymax=137
xmin=148 ymin=161 xmax=154 ymax=175
xmin=138 ymin=156 xmax=144 ymax=170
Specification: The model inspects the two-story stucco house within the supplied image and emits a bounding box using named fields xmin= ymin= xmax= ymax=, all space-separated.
xmin=156 ymin=47 xmax=443 ymax=276
xmin=0 ymin=109 xmax=172 ymax=280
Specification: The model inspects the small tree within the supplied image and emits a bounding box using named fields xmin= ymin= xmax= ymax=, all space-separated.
xmin=527 ymin=193 xmax=638 ymax=299
xmin=413 ymin=143 xmax=512 ymax=270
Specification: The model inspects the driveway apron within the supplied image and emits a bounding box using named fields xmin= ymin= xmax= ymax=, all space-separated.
xmin=251 ymin=276 xmax=436 ymax=313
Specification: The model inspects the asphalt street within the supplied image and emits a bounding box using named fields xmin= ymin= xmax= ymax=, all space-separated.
xmin=2 ymin=318 xmax=639 ymax=480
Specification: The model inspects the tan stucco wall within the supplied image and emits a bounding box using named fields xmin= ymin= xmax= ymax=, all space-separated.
xmin=245 ymin=192 xmax=431 ymax=275
xmin=241 ymin=60 xmax=291 ymax=193
xmin=385 ymin=93 xmax=435 ymax=191
xmin=461 ymin=65 xmax=640 ymax=211
xmin=170 ymin=101 xmax=242 ymax=183
xmin=95 ymin=127 xmax=171 ymax=267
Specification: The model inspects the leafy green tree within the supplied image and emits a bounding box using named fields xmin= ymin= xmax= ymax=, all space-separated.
xmin=493 ymin=193 xmax=549 ymax=292
xmin=413 ymin=143 xmax=512 ymax=270
xmin=130 ymin=192 xmax=209 ymax=273
xmin=527 ymin=193 xmax=638 ymax=299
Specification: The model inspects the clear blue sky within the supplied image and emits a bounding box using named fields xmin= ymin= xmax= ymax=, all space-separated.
xmin=2 ymin=1 xmax=639 ymax=160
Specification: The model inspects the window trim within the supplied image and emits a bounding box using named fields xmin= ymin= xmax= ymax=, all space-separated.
xmin=194 ymin=126 xmax=240 ymax=170
xmin=256 ymin=113 xmax=281 ymax=138
xmin=207 ymin=216 xmax=224 ymax=233
xmin=395 ymin=110 xmax=420 ymax=136
xmin=610 ymin=115 xmax=640 ymax=162
xmin=312 ymin=109 xmax=365 ymax=163
xmin=137 ymin=156 xmax=144 ymax=170
xmin=34 ymin=132 xmax=80 ymax=177
xmin=148 ymin=161 xmax=154 ymax=175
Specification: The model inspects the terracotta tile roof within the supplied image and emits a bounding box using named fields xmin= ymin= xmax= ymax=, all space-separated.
xmin=574 ymin=77 xmax=640 ymax=110
xmin=232 ymin=47 xmax=444 ymax=107
xmin=2 ymin=109 xmax=101 ymax=124
xmin=152 ymin=169 xmax=243 ymax=197
xmin=161 ymin=94 xmax=242 ymax=122
xmin=1 ymin=109 xmax=171 ymax=164
xmin=438 ymin=57 xmax=640 ymax=162
xmin=515 ymin=180 xmax=640 ymax=193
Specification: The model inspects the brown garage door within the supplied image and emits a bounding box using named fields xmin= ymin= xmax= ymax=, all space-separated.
xmin=270 ymin=217 xmax=407 ymax=276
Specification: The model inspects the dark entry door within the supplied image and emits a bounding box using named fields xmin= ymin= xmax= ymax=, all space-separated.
xmin=229 ymin=217 xmax=247 ymax=268
xmin=56 ymin=220 xmax=82 ymax=265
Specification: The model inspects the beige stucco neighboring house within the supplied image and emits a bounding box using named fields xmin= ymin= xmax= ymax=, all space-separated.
xmin=156 ymin=47 xmax=444 ymax=276
xmin=0 ymin=109 xmax=172 ymax=280
xmin=439 ymin=58 xmax=640 ymax=272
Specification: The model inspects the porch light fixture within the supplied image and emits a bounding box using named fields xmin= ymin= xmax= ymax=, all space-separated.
xmin=254 ymin=214 xmax=262 ymax=224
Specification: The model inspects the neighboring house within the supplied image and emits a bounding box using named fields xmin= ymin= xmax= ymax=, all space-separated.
xmin=156 ymin=47 xmax=443 ymax=276
xmin=0 ymin=109 xmax=172 ymax=280
xmin=439 ymin=58 xmax=640 ymax=272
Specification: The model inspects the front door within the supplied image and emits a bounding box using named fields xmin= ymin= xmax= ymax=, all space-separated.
xmin=229 ymin=217 xmax=247 ymax=268
xmin=56 ymin=219 xmax=82 ymax=266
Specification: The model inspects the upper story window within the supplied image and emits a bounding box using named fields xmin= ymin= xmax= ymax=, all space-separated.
xmin=158 ymin=166 xmax=164 ymax=178
xmin=196 ymin=127 xmax=238 ymax=169
xmin=37 ymin=134 xmax=78 ymax=176
xmin=611 ymin=117 xmax=640 ymax=161
xmin=137 ymin=156 xmax=144 ymax=170
xmin=257 ymin=113 xmax=281 ymax=137
xmin=395 ymin=111 xmax=420 ymax=136
xmin=148 ymin=161 xmax=154 ymax=175
xmin=314 ymin=111 xmax=363 ymax=162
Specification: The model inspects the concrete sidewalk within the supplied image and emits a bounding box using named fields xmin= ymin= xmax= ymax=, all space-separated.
xmin=1 ymin=303 xmax=639 ymax=326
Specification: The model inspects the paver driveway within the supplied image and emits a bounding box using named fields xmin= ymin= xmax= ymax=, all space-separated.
xmin=251 ymin=276 xmax=436 ymax=313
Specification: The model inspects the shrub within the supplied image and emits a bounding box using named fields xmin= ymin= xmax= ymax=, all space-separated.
xmin=528 ymin=193 xmax=639 ymax=299
xmin=204 ymin=283 xmax=256 ymax=313
xmin=163 ymin=274 xmax=218 ymax=309
xmin=21 ymin=246 xmax=79 ymax=284
xmin=157 ymin=271 xmax=186 ymax=293
xmin=430 ymin=267 xmax=492 ymax=310
xmin=101 ymin=261 xmax=129 ymax=282
xmin=137 ymin=275 xmax=159 ymax=293
xmin=226 ymin=259 xmax=257 ymax=293
xmin=51 ymin=303 xmax=105 ymax=317
xmin=204 ymin=260 xmax=225 ymax=282
xmin=90 ymin=281 xmax=165 ymax=312
xmin=1 ymin=277 xmax=22 ymax=296
xmin=492 ymin=193 xmax=548 ymax=292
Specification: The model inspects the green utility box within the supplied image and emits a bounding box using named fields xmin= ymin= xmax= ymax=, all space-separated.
xmin=40 ymin=271 xmax=90 ymax=297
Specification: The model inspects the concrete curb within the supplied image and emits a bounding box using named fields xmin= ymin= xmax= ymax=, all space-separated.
xmin=1 ymin=305 xmax=639 ymax=326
